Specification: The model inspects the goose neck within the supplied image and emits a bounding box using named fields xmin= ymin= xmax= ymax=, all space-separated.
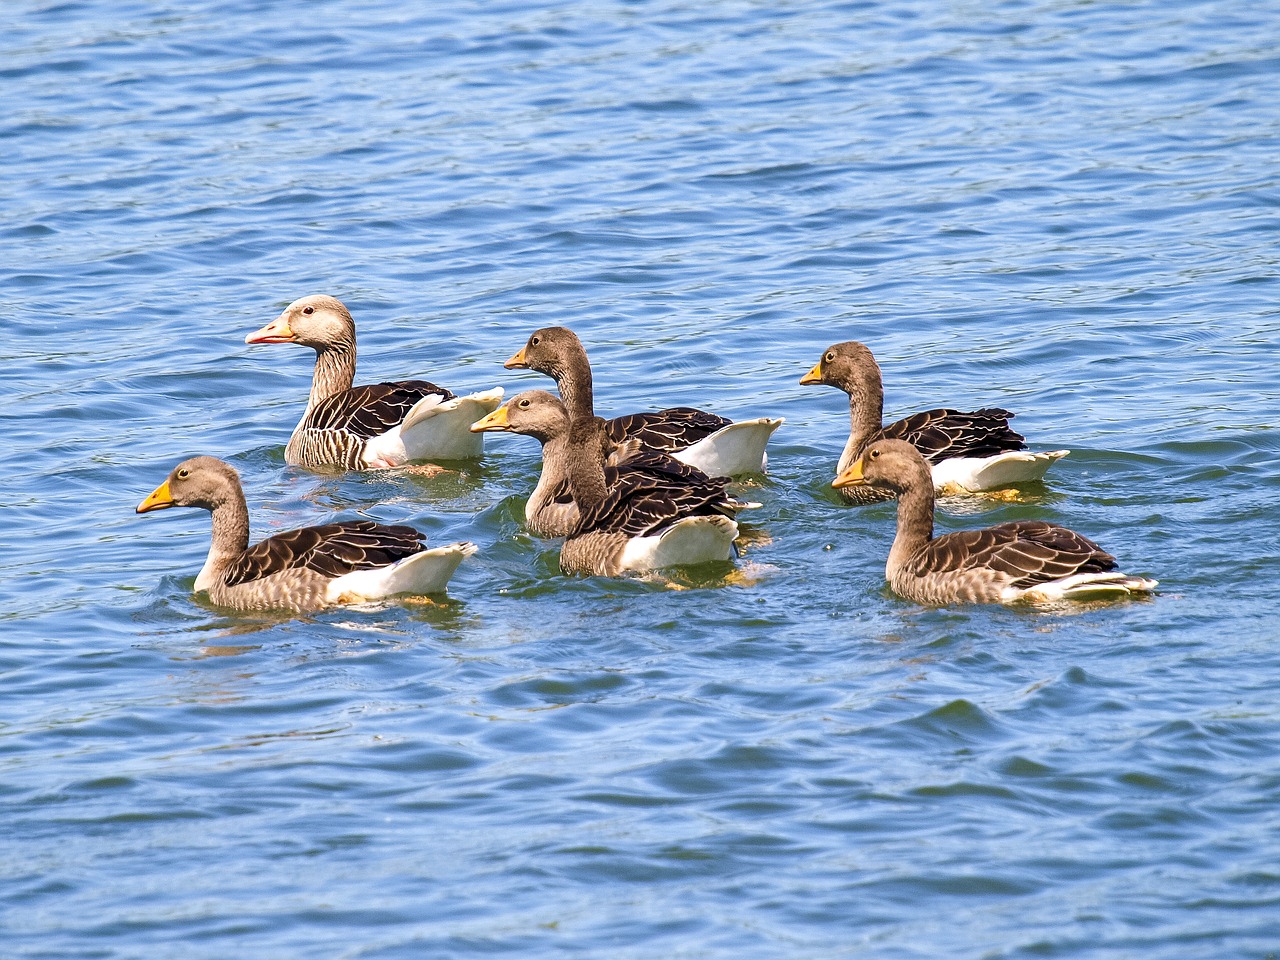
xmin=555 ymin=348 xmax=596 ymax=423
xmin=197 ymin=495 xmax=252 ymax=592
xmin=886 ymin=477 xmax=934 ymax=576
xmin=308 ymin=337 xmax=357 ymax=410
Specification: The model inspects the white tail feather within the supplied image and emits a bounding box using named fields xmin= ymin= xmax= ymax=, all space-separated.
xmin=1014 ymin=571 xmax=1159 ymax=604
xmin=673 ymin=417 xmax=784 ymax=476
xmin=933 ymin=449 xmax=1070 ymax=493
xmin=368 ymin=387 xmax=504 ymax=463
xmin=327 ymin=541 xmax=477 ymax=602
xmin=617 ymin=516 xmax=738 ymax=572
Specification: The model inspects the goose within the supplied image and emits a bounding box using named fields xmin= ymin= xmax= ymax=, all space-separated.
xmin=505 ymin=326 xmax=781 ymax=476
xmin=834 ymin=440 xmax=1156 ymax=604
xmin=471 ymin=391 xmax=739 ymax=575
xmin=246 ymin=294 xmax=503 ymax=470
xmin=136 ymin=456 xmax=475 ymax=612
xmin=801 ymin=340 xmax=1068 ymax=503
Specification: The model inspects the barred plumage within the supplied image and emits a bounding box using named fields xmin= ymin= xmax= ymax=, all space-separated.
xmin=604 ymin=406 xmax=731 ymax=451
xmin=247 ymin=294 xmax=502 ymax=470
xmin=226 ymin=519 xmax=428 ymax=586
xmin=471 ymin=391 xmax=741 ymax=576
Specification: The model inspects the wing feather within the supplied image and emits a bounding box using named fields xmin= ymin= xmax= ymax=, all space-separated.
xmin=574 ymin=450 xmax=735 ymax=538
xmin=912 ymin=520 xmax=1117 ymax=589
xmin=225 ymin=520 xmax=426 ymax=586
xmin=605 ymin=407 xmax=733 ymax=454
xmin=878 ymin=408 xmax=1025 ymax=463
xmin=307 ymin=381 xmax=454 ymax=440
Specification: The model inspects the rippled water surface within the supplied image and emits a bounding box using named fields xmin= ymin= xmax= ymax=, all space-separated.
xmin=4 ymin=0 xmax=1280 ymax=956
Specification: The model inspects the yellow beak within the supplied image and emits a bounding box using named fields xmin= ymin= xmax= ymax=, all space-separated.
xmin=799 ymin=360 xmax=823 ymax=385
xmin=831 ymin=457 xmax=866 ymax=489
xmin=504 ymin=345 xmax=529 ymax=369
xmin=245 ymin=315 xmax=295 ymax=345
xmin=137 ymin=479 xmax=175 ymax=513
xmin=470 ymin=405 xmax=511 ymax=432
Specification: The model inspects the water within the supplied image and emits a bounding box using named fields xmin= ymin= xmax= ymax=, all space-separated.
xmin=3 ymin=0 xmax=1279 ymax=956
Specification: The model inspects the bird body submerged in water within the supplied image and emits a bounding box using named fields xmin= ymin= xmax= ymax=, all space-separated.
xmin=472 ymin=390 xmax=741 ymax=576
xmin=801 ymin=340 xmax=1068 ymax=502
xmin=137 ymin=456 xmax=474 ymax=612
xmin=246 ymin=294 xmax=503 ymax=470
xmin=834 ymin=439 xmax=1156 ymax=605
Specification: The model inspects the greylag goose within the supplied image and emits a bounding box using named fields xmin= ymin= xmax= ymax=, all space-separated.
xmin=505 ymin=326 xmax=782 ymax=476
xmin=801 ymin=340 xmax=1068 ymax=503
xmin=246 ymin=294 xmax=503 ymax=470
xmin=136 ymin=456 xmax=475 ymax=612
xmin=471 ymin=391 xmax=739 ymax=575
xmin=834 ymin=440 xmax=1156 ymax=604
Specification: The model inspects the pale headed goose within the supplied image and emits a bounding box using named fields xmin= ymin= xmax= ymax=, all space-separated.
xmin=834 ymin=440 xmax=1156 ymax=605
xmin=801 ymin=340 xmax=1068 ymax=503
xmin=246 ymin=294 xmax=503 ymax=470
xmin=136 ymin=456 xmax=475 ymax=612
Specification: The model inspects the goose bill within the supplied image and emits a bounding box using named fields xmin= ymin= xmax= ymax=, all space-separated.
xmin=832 ymin=458 xmax=867 ymax=489
xmin=504 ymin=345 xmax=529 ymax=369
xmin=470 ymin=406 xmax=511 ymax=432
xmin=137 ymin=480 xmax=175 ymax=513
xmin=244 ymin=315 xmax=295 ymax=345
xmin=799 ymin=360 xmax=824 ymax=385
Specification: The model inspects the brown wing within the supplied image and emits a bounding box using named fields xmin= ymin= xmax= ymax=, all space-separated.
xmin=877 ymin=408 xmax=1025 ymax=464
xmin=306 ymin=381 xmax=454 ymax=440
xmin=225 ymin=520 xmax=426 ymax=586
xmin=575 ymin=450 xmax=735 ymax=538
xmin=915 ymin=520 xmax=1117 ymax=589
xmin=605 ymin=407 xmax=733 ymax=454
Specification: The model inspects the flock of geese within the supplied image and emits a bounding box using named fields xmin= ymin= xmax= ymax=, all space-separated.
xmin=136 ymin=294 xmax=1157 ymax=613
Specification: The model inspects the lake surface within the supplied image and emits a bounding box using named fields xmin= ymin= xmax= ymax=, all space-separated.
xmin=3 ymin=0 xmax=1279 ymax=956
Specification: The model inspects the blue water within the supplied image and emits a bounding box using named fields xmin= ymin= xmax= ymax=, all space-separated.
xmin=4 ymin=0 xmax=1280 ymax=956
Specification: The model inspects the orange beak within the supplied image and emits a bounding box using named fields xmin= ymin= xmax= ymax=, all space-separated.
xmin=831 ymin=457 xmax=866 ymax=489
xmin=245 ymin=314 xmax=295 ymax=345
xmin=470 ymin=405 xmax=512 ymax=433
xmin=504 ymin=345 xmax=529 ymax=369
xmin=137 ymin=479 xmax=175 ymax=513
xmin=799 ymin=360 xmax=823 ymax=385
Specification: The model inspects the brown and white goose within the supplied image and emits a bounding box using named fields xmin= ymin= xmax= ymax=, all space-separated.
xmin=246 ymin=295 xmax=503 ymax=470
xmin=505 ymin=326 xmax=782 ymax=476
xmin=801 ymin=340 xmax=1068 ymax=503
xmin=136 ymin=456 xmax=475 ymax=612
xmin=471 ymin=391 xmax=739 ymax=575
xmin=834 ymin=440 xmax=1156 ymax=605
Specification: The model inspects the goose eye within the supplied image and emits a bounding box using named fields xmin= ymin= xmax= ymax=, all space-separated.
xmin=825 ymin=351 xmax=835 ymax=363
xmin=302 ymin=306 xmax=314 ymax=315
xmin=530 ymin=336 xmax=540 ymax=346
xmin=868 ymin=449 xmax=880 ymax=461
xmin=518 ymin=399 xmax=530 ymax=408
xmin=177 ymin=468 xmax=190 ymax=479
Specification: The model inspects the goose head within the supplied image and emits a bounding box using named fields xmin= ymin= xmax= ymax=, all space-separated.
xmin=137 ymin=456 xmax=242 ymax=514
xmin=504 ymin=326 xmax=588 ymax=382
xmin=246 ymin=294 xmax=356 ymax=351
xmin=470 ymin=390 xmax=570 ymax=444
xmin=800 ymin=340 xmax=882 ymax=404
xmin=832 ymin=439 xmax=929 ymax=493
